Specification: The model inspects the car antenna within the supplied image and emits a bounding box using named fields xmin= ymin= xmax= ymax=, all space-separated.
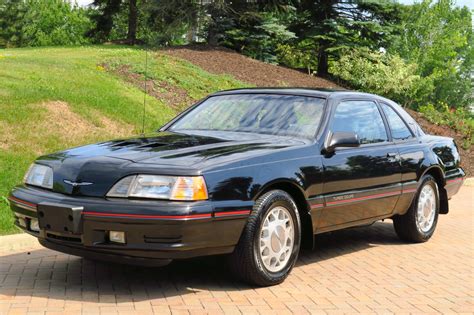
xmin=140 ymin=46 xmax=148 ymax=137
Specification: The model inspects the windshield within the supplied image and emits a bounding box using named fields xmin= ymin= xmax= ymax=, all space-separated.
xmin=169 ymin=94 xmax=326 ymax=138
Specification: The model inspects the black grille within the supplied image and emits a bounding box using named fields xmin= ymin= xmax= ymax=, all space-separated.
xmin=143 ymin=235 xmax=182 ymax=244
xmin=47 ymin=233 xmax=82 ymax=243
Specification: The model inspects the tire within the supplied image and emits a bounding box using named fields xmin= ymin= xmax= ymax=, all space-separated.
xmin=229 ymin=190 xmax=301 ymax=286
xmin=393 ymin=175 xmax=439 ymax=243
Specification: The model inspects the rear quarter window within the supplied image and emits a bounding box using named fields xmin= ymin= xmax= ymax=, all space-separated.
xmin=381 ymin=103 xmax=414 ymax=140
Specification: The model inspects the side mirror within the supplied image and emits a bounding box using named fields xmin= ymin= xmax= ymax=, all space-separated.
xmin=324 ymin=131 xmax=360 ymax=154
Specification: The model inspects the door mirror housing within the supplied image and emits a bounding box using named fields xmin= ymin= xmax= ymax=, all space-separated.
xmin=324 ymin=131 xmax=360 ymax=154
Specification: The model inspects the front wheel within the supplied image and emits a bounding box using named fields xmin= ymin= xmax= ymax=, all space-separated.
xmin=229 ymin=190 xmax=301 ymax=286
xmin=393 ymin=175 xmax=439 ymax=243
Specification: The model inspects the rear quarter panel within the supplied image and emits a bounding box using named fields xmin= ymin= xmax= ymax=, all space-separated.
xmin=395 ymin=135 xmax=464 ymax=215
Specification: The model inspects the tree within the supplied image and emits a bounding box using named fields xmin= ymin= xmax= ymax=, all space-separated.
xmin=0 ymin=0 xmax=27 ymax=47
xmin=127 ymin=0 xmax=138 ymax=43
xmin=291 ymin=0 xmax=403 ymax=76
xmin=203 ymin=0 xmax=298 ymax=61
xmin=145 ymin=0 xmax=200 ymax=45
xmin=0 ymin=0 xmax=91 ymax=47
xmin=89 ymin=0 xmax=138 ymax=43
xmin=390 ymin=0 xmax=473 ymax=109
xmin=88 ymin=0 xmax=121 ymax=41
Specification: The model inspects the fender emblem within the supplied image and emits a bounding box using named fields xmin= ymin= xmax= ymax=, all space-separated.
xmin=64 ymin=180 xmax=93 ymax=187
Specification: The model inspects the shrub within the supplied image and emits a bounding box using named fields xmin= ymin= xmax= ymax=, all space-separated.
xmin=276 ymin=39 xmax=318 ymax=74
xmin=419 ymin=103 xmax=473 ymax=149
xmin=330 ymin=48 xmax=433 ymax=107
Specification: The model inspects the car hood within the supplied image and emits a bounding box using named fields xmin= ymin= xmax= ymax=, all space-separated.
xmin=35 ymin=131 xmax=306 ymax=197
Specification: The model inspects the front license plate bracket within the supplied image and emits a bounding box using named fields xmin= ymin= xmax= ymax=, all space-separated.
xmin=37 ymin=203 xmax=83 ymax=234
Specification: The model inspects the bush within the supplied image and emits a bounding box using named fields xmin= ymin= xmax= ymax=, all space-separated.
xmin=419 ymin=103 xmax=473 ymax=149
xmin=330 ymin=48 xmax=434 ymax=108
xmin=276 ymin=40 xmax=318 ymax=74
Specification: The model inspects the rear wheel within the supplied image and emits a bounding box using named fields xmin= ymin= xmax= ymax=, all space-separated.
xmin=229 ymin=190 xmax=301 ymax=286
xmin=393 ymin=175 xmax=439 ymax=243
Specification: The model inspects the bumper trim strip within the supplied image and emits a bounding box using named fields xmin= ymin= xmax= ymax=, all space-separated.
xmin=9 ymin=197 xmax=252 ymax=220
xmin=446 ymin=177 xmax=464 ymax=185
xmin=83 ymin=211 xmax=212 ymax=220
xmin=8 ymin=196 xmax=37 ymax=211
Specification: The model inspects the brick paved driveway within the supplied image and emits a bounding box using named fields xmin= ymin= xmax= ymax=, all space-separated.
xmin=1 ymin=184 xmax=473 ymax=315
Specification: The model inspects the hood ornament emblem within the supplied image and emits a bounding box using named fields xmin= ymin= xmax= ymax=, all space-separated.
xmin=64 ymin=180 xmax=93 ymax=187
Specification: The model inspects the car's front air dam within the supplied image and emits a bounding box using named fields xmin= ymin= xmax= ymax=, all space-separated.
xmin=38 ymin=238 xmax=173 ymax=267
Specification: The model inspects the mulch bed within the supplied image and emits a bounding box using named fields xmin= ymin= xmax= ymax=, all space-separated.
xmin=161 ymin=45 xmax=341 ymax=89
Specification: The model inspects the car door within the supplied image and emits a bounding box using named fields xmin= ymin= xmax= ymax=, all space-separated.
xmin=317 ymin=99 xmax=402 ymax=231
xmin=379 ymin=102 xmax=424 ymax=214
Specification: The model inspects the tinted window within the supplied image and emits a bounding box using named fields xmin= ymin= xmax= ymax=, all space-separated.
xmin=381 ymin=103 xmax=413 ymax=140
xmin=331 ymin=101 xmax=388 ymax=144
xmin=170 ymin=94 xmax=325 ymax=138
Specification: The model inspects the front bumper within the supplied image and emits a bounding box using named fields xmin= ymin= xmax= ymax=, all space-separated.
xmin=9 ymin=185 xmax=253 ymax=266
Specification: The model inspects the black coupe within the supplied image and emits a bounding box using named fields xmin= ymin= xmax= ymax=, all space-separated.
xmin=9 ymin=88 xmax=465 ymax=286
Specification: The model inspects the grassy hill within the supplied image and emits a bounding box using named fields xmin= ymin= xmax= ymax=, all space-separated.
xmin=0 ymin=46 xmax=248 ymax=234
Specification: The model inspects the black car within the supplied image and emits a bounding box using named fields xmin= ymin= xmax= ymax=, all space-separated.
xmin=9 ymin=88 xmax=465 ymax=286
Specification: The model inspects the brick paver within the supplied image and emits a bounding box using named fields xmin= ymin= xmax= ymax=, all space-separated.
xmin=1 ymin=183 xmax=473 ymax=314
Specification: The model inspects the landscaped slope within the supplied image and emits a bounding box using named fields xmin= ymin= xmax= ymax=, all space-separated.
xmin=162 ymin=45 xmax=341 ymax=89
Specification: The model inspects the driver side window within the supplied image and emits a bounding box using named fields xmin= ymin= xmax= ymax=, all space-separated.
xmin=331 ymin=101 xmax=388 ymax=145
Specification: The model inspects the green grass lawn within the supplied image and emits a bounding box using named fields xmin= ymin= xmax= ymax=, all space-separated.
xmin=0 ymin=45 xmax=247 ymax=235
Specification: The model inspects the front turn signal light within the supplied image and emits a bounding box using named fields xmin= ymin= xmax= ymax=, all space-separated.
xmin=171 ymin=176 xmax=208 ymax=201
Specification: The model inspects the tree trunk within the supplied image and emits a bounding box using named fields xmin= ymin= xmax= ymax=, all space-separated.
xmin=207 ymin=21 xmax=219 ymax=45
xmin=127 ymin=0 xmax=138 ymax=44
xmin=317 ymin=47 xmax=329 ymax=77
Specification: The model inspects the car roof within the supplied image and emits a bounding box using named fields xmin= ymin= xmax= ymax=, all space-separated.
xmin=209 ymin=87 xmax=423 ymax=133
xmin=211 ymin=87 xmax=381 ymax=100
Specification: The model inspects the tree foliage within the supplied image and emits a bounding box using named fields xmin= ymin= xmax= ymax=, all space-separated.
xmin=0 ymin=0 xmax=27 ymax=47
xmin=219 ymin=10 xmax=297 ymax=63
xmin=0 ymin=0 xmax=91 ymax=47
xmin=291 ymin=0 xmax=404 ymax=76
xmin=330 ymin=48 xmax=433 ymax=107
xmin=390 ymin=0 xmax=473 ymax=109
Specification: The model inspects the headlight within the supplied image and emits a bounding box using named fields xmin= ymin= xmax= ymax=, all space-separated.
xmin=24 ymin=164 xmax=53 ymax=189
xmin=107 ymin=175 xmax=208 ymax=201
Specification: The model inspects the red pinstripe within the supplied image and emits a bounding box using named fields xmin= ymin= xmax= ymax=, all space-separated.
xmin=83 ymin=211 xmax=212 ymax=220
xmin=446 ymin=177 xmax=464 ymax=184
xmin=8 ymin=196 xmax=37 ymax=208
xmin=83 ymin=210 xmax=252 ymax=220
